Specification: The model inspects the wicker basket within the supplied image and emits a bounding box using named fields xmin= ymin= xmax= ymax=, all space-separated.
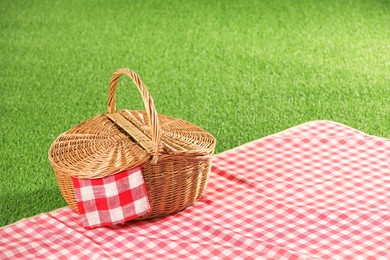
xmin=48 ymin=68 xmax=216 ymax=220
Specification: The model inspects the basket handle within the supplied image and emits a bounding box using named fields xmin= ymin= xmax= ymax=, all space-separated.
xmin=107 ymin=68 xmax=160 ymax=164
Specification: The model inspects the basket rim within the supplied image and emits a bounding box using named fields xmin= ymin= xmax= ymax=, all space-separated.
xmin=48 ymin=111 xmax=216 ymax=179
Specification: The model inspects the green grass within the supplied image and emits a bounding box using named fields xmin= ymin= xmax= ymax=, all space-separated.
xmin=1 ymin=0 xmax=389 ymax=227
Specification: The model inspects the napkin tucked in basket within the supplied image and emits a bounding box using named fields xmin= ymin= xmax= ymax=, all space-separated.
xmin=72 ymin=166 xmax=151 ymax=228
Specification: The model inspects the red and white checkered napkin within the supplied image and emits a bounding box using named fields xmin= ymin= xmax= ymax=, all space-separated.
xmin=1 ymin=121 xmax=389 ymax=259
xmin=72 ymin=166 xmax=151 ymax=228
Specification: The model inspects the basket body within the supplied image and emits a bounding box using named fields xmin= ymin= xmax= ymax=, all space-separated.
xmin=48 ymin=69 xmax=216 ymax=221
xmin=53 ymin=152 xmax=212 ymax=219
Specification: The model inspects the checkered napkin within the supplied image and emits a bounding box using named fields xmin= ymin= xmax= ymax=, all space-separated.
xmin=71 ymin=166 xmax=151 ymax=228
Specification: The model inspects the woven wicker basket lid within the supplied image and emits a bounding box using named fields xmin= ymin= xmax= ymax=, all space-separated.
xmin=48 ymin=69 xmax=216 ymax=179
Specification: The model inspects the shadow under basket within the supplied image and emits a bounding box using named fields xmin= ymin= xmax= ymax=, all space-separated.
xmin=48 ymin=68 xmax=216 ymax=220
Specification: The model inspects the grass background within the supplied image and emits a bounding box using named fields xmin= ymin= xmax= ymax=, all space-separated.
xmin=1 ymin=0 xmax=389 ymax=227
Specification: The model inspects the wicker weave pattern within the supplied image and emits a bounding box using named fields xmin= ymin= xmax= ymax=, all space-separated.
xmin=49 ymin=68 xmax=216 ymax=220
xmin=108 ymin=68 xmax=160 ymax=164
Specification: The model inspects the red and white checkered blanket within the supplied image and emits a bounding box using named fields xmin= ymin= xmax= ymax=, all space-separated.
xmin=1 ymin=121 xmax=389 ymax=259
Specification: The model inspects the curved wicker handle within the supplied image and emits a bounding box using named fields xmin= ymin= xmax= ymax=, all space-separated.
xmin=107 ymin=68 xmax=160 ymax=164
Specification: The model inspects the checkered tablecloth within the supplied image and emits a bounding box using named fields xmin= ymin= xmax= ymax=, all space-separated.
xmin=1 ymin=121 xmax=389 ymax=259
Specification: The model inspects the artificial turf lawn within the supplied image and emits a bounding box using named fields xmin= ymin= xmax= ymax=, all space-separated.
xmin=0 ymin=0 xmax=389 ymax=227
